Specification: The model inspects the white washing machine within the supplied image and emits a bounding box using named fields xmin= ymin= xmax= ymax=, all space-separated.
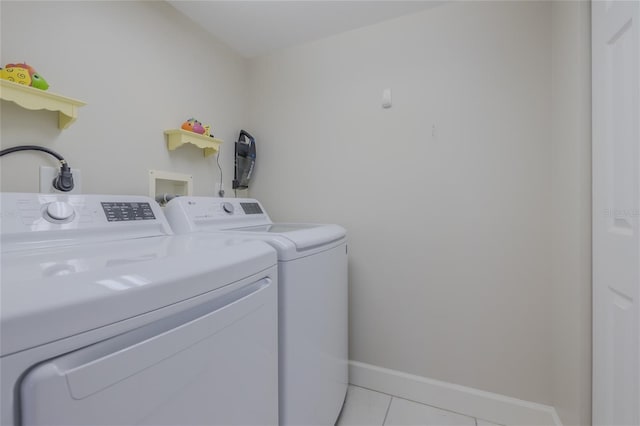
xmin=164 ymin=197 xmax=348 ymax=426
xmin=0 ymin=193 xmax=279 ymax=426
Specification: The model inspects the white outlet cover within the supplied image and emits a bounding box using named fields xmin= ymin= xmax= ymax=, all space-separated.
xmin=39 ymin=166 xmax=82 ymax=193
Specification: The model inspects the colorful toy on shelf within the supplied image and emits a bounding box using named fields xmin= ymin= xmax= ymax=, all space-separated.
xmin=181 ymin=118 xmax=204 ymax=134
xmin=181 ymin=118 xmax=214 ymax=137
xmin=0 ymin=62 xmax=49 ymax=90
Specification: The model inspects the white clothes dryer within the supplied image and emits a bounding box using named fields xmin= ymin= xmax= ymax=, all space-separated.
xmin=164 ymin=197 xmax=348 ymax=426
xmin=0 ymin=193 xmax=279 ymax=426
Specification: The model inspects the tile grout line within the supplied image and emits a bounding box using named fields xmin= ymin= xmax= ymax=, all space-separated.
xmin=381 ymin=396 xmax=393 ymax=426
xmin=349 ymin=384 xmax=397 ymax=399
xmin=349 ymin=384 xmax=484 ymax=425
xmin=352 ymin=384 xmax=476 ymax=422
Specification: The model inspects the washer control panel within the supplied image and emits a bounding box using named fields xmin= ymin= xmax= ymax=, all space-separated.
xmin=164 ymin=197 xmax=271 ymax=233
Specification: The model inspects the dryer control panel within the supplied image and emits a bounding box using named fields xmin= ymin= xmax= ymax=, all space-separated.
xmin=0 ymin=193 xmax=172 ymax=251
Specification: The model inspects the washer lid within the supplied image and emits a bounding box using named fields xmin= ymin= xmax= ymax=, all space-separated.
xmin=0 ymin=234 xmax=276 ymax=356
xmin=227 ymin=223 xmax=346 ymax=259
xmin=232 ymin=224 xmax=320 ymax=233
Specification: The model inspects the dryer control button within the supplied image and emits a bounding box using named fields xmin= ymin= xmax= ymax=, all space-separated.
xmin=45 ymin=201 xmax=75 ymax=221
xmin=222 ymin=202 xmax=234 ymax=214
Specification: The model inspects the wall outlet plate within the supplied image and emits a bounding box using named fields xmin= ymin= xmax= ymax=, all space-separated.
xmin=39 ymin=166 xmax=82 ymax=193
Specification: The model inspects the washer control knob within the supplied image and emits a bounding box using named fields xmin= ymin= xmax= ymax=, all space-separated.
xmin=45 ymin=201 xmax=75 ymax=221
xmin=222 ymin=202 xmax=234 ymax=214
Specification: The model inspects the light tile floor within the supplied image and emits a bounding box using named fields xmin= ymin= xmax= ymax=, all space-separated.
xmin=336 ymin=385 xmax=502 ymax=426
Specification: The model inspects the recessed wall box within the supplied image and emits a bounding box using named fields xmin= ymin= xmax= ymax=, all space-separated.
xmin=148 ymin=170 xmax=193 ymax=202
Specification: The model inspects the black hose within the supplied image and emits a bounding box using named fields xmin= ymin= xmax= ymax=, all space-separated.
xmin=0 ymin=144 xmax=65 ymax=162
xmin=0 ymin=145 xmax=74 ymax=191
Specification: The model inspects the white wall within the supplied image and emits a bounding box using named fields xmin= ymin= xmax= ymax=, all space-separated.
xmin=248 ymin=1 xmax=554 ymax=405
xmin=0 ymin=1 xmax=246 ymax=196
xmin=550 ymin=2 xmax=592 ymax=425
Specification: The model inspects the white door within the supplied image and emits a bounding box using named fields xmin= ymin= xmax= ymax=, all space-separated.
xmin=592 ymin=1 xmax=640 ymax=425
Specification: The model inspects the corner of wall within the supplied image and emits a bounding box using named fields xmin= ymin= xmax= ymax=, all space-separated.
xmin=549 ymin=1 xmax=592 ymax=425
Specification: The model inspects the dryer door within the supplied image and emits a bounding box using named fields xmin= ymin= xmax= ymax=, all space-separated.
xmin=19 ymin=271 xmax=278 ymax=426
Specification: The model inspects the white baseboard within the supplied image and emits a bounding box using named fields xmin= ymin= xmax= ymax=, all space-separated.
xmin=349 ymin=361 xmax=562 ymax=426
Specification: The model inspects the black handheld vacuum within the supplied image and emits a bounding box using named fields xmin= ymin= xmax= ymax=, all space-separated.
xmin=232 ymin=130 xmax=256 ymax=190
